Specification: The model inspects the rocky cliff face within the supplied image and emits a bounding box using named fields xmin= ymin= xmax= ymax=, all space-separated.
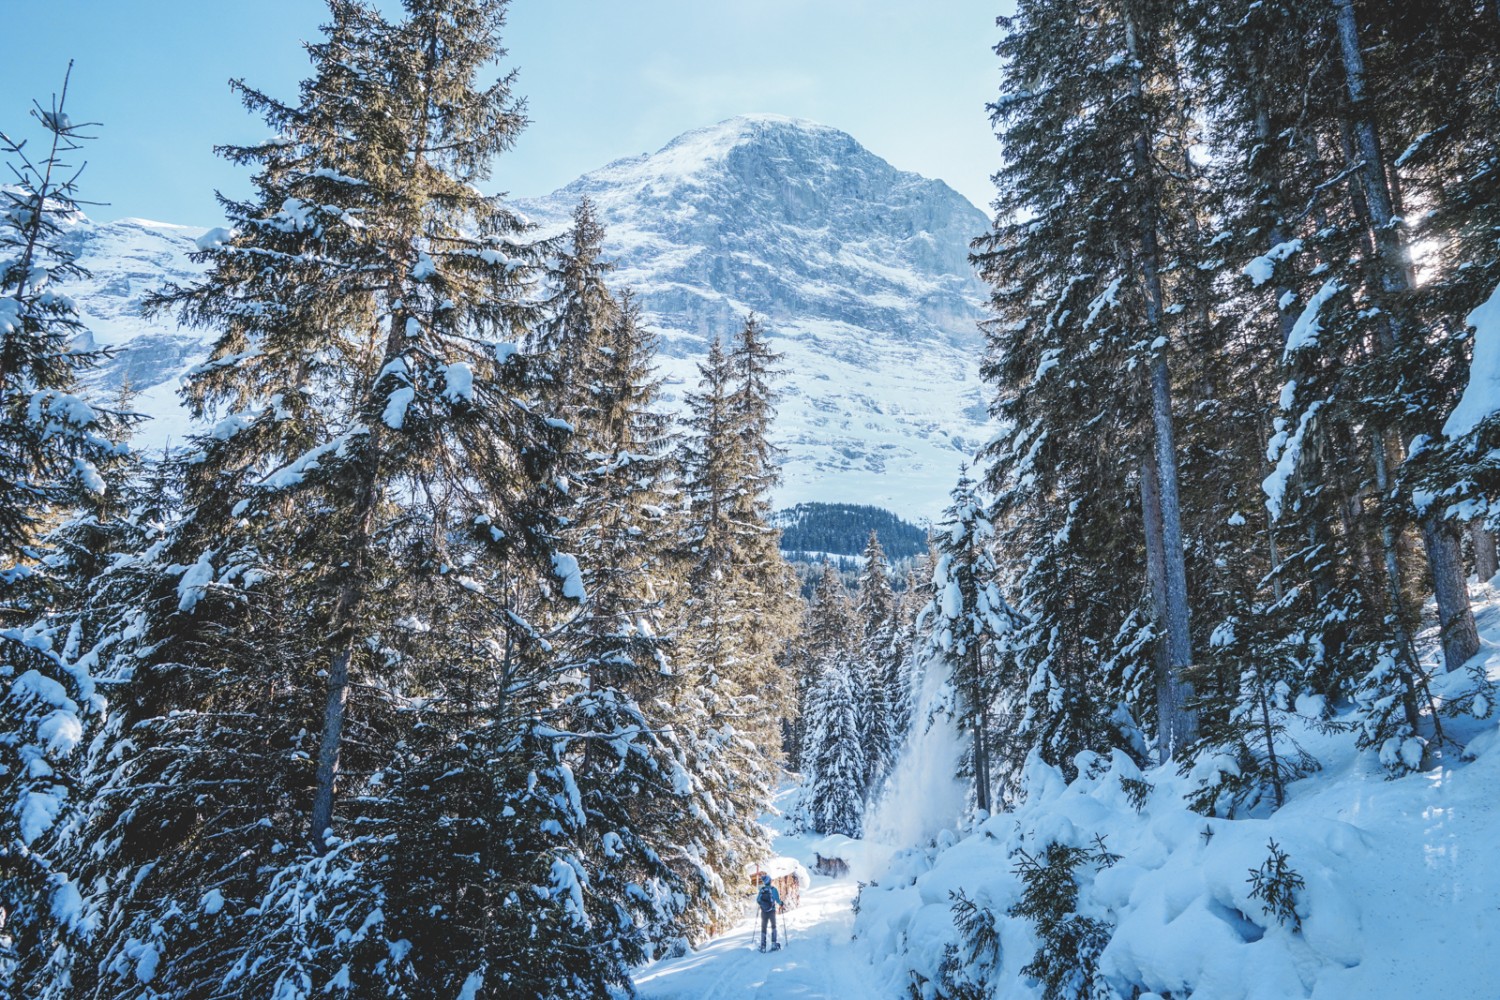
xmin=64 ymin=115 xmax=994 ymax=516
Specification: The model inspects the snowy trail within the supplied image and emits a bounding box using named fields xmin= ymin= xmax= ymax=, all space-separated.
xmin=633 ymin=877 xmax=887 ymax=999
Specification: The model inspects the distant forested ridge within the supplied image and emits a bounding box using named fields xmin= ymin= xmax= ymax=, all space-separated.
xmin=775 ymin=502 xmax=927 ymax=558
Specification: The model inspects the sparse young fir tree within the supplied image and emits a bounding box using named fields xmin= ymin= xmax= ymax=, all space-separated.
xmin=0 ymin=70 xmax=131 ymax=994
xmin=803 ymin=659 xmax=867 ymax=838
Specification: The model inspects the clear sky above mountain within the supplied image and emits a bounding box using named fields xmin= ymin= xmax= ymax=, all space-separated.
xmin=0 ymin=0 xmax=1006 ymax=225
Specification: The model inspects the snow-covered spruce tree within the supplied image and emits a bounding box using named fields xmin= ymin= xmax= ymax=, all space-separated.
xmin=789 ymin=562 xmax=857 ymax=773
xmin=725 ymin=315 xmax=800 ymax=741
xmin=0 ymin=70 xmax=133 ymax=995
xmin=55 ymin=4 xmax=652 ymax=997
xmin=789 ymin=562 xmax=873 ymax=828
xmin=977 ymin=0 xmax=1204 ymax=764
xmin=673 ymin=317 xmax=798 ymax=935
xmin=535 ymin=206 xmax=719 ymax=953
xmin=533 ymin=196 xmax=615 ymax=422
xmin=803 ymin=659 xmax=867 ymax=838
xmin=929 ymin=472 xmax=1022 ymax=816
xmin=854 ymin=530 xmax=900 ymax=789
xmin=885 ymin=548 xmax=934 ymax=748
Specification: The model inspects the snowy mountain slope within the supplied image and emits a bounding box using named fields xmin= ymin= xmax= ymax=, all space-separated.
xmin=517 ymin=114 xmax=993 ymax=519
xmin=54 ymin=214 xmax=210 ymax=449
xmin=63 ymin=115 xmax=993 ymax=516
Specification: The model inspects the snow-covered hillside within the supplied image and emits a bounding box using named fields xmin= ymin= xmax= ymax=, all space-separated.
xmin=845 ymin=587 xmax=1500 ymax=1000
xmin=55 ymin=215 xmax=210 ymax=449
xmin=62 ymin=115 xmax=992 ymax=518
xmin=517 ymin=114 xmax=993 ymax=519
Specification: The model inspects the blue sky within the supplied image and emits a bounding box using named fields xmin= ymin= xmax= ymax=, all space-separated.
xmin=1 ymin=0 xmax=1005 ymax=224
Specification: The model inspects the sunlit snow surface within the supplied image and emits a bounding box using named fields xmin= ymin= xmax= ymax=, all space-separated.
xmin=852 ymin=578 xmax=1500 ymax=999
xmin=634 ymin=786 xmax=887 ymax=1000
xmin=642 ymin=581 xmax=1500 ymax=999
xmin=1443 ymin=280 xmax=1500 ymax=439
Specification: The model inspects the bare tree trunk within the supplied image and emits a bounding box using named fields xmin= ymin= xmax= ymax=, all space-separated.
xmin=968 ymin=644 xmax=990 ymax=815
xmin=1424 ymin=518 xmax=1482 ymax=670
xmin=1142 ymin=451 xmax=1195 ymax=761
xmin=1124 ymin=8 xmax=1197 ymax=754
xmin=975 ymin=697 xmax=991 ymax=816
xmin=1258 ymin=685 xmax=1284 ymax=808
xmin=1332 ymin=0 xmax=1480 ymax=671
xmin=1371 ymin=445 xmax=1424 ymax=732
xmin=309 ymin=452 xmax=382 ymax=845
xmin=1472 ymin=521 xmax=1499 ymax=582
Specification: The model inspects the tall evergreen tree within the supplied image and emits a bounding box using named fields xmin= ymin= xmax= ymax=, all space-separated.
xmin=46 ymin=5 xmax=651 ymax=997
xmin=0 ymin=69 xmax=130 ymax=994
xmin=673 ymin=316 xmax=797 ymax=935
xmin=536 ymin=205 xmax=720 ymax=954
xmin=929 ymin=472 xmax=1022 ymax=815
xmin=977 ymin=0 xmax=1203 ymax=761
xmin=803 ymin=660 xmax=867 ymax=838
xmin=854 ymin=531 xmax=900 ymax=788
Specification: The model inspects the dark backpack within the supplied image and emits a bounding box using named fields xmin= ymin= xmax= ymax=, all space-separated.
xmin=756 ymin=884 xmax=775 ymax=913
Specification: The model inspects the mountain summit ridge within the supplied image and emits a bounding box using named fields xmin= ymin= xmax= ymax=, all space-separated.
xmin=69 ymin=115 xmax=994 ymax=517
xmin=516 ymin=115 xmax=994 ymax=516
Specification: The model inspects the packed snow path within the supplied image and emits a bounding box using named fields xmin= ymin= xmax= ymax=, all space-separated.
xmin=634 ymin=876 xmax=886 ymax=999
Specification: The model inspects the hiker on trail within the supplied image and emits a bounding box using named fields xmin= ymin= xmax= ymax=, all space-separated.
xmin=756 ymin=873 xmax=784 ymax=951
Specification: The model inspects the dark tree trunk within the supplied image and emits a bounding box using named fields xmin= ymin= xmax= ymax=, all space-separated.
xmin=1423 ymin=517 xmax=1482 ymax=670
xmin=1332 ymin=0 xmax=1481 ymax=672
xmin=1142 ymin=450 xmax=1196 ymax=762
xmin=1472 ymin=521 xmax=1499 ymax=582
xmin=1124 ymin=7 xmax=1197 ymax=754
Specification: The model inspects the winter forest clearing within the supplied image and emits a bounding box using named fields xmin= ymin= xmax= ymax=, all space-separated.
xmin=9 ymin=0 xmax=1500 ymax=998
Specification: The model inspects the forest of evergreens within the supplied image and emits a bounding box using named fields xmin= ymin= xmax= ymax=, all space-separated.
xmin=7 ymin=0 xmax=1500 ymax=997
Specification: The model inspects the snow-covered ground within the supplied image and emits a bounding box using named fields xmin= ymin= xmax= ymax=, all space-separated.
xmin=634 ymin=787 xmax=887 ymax=999
xmin=634 ymin=878 xmax=881 ymax=1000
xmin=851 ymin=578 xmax=1500 ymax=999
xmin=642 ymin=581 xmax=1500 ymax=999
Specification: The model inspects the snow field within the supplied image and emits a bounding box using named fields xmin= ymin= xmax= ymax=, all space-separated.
xmin=851 ymin=614 xmax=1500 ymax=1000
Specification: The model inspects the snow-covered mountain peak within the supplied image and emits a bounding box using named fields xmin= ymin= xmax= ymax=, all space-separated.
xmin=568 ymin=114 xmax=853 ymax=189
xmin=518 ymin=115 xmax=994 ymax=517
xmin=62 ymin=116 xmax=994 ymax=517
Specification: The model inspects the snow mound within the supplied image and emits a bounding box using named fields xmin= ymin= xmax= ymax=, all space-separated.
xmin=853 ymin=696 xmax=1500 ymax=999
xmin=746 ymin=856 xmax=812 ymax=889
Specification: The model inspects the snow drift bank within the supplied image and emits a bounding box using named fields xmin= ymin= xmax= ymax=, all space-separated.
xmin=853 ymin=655 xmax=1500 ymax=999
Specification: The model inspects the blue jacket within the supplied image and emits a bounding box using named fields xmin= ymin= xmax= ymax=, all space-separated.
xmin=756 ymin=883 xmax=782 ymax=913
